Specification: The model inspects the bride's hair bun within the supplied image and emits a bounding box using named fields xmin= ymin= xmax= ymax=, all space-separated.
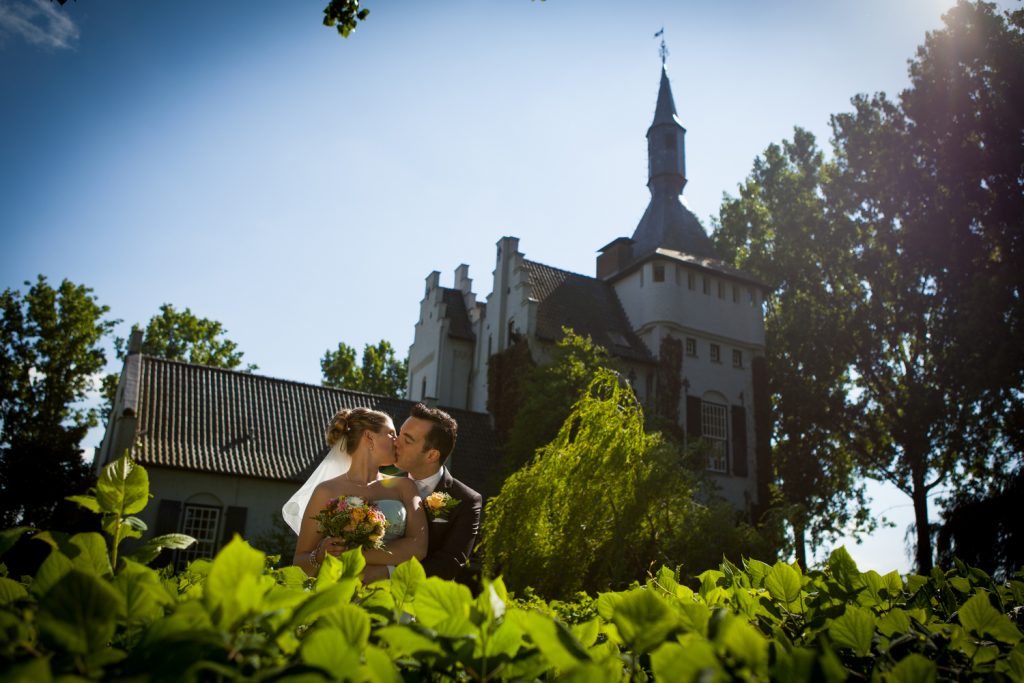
xmin=325 ymin=406 xmax=391 ymax=453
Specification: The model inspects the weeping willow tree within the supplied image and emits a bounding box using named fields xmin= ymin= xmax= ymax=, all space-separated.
xmin=482 ymin=368 xmax=773 ymax=598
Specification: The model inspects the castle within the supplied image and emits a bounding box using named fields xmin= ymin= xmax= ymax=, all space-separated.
xmin=405 ymin=63 xmax=771 ymax=514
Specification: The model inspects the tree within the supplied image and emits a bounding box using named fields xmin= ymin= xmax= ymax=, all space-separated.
xmin=501 ymin=328 xmax=617 ymax=472
xmin=482 ymin=369 xmax=773 ymax=599
xmin=102 ymin=304 xmax=257 ymax=417
xmin=321 ymin=340 xmax=407 ymax=398
xmin=0 ymin=276 xmax=117 ymax=528
xmin=714 ymin=129 xmax=873 ymax=569
xmin=829 ymin=1 xmax=1023 ymax=572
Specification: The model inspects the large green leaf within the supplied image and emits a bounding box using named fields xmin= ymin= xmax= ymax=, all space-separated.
xmin=959 ymin=591 xmax=1022 ymax=644
xmin=412 ymin=577 xmax=472 ymax=630
xmin=828 ymin=546 xmax=861 ymax=590
xmin=510 ymin=609 xmax=590 ymax=672
xmin=204 ymin=536 xmax=266 ymax=628
xmin=717 ymin=613 xmax=769 ymax=669
xmin=828 ymin=605 xmax=876 ymax=657
xmin=125 ymin=533 xmax=195 ymax=566
xmin=301 ymin=628 xmax=362 ymax=676
xmin=112 ymin=559 xmax=173 ymax=625
xmin=610 ymin=588 xmax=677 ymax=655
xmin=0 ymin=526 xmax=35 ymax=559
xmin=66 ymin=494 xmax=101 ymax=514
xmin=376 ymin=624 xmax=446 ymax=658
xmin=68 ymin=532 xmax=112 ymax=577
xmin=30 ymin=549 xmax=74 ymax=597
xmin=888 ymin=653 xmax=936 ymax=683
xmin=765 ymin=561 xmax=803 ymax=608
xmin=651 ymin=638 xmax=721 ymax=681
xmin=317 ymin=548 xmax=364 ymax=590
xmin=97 ymin=454 xmax=149 ymax=516
xmin=363 ymin=644 xmax=402 ymax=683
xmin=37 ymin=569 xmax=125 ymax=655
xmin=321 ymin=603 xmax=371 ymax=649
xmin=390 ymin=556 xmax=425 ymax=610
xmin=0 ymin=576 xmax=28 ymax=605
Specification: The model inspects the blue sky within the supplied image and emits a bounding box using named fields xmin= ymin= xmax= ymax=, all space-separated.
xmin=1 ymin=0 xmax=1003 ymax=572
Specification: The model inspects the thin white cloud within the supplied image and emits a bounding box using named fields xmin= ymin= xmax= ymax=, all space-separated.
xmin=0 ymin=0 xmax=79 ymax=50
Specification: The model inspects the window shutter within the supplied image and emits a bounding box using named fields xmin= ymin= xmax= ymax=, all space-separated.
xmin=731 ymin=405 xmax=748 ymax=477
xmin=154 ymin=499 xmax=182 ymax=535
xmin=686 ymin=396 xmax=702 ymax=439
xmin=221 ymin=506 xmax=248 ymax=546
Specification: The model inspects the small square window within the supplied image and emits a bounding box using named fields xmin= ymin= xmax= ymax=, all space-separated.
xmin=653 ymin=264 xmax=665 ymax=282
xmin=686 ymin=337 xmax=697 ymax=356
xmin=710 ymin=344 xmax=721 ymax=363
xmin=732 ymin=349 xmax=743 ymax=368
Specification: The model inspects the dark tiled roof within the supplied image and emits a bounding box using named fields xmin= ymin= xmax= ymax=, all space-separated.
xmin=128 ymin=356 xmax=503 ymax=497
xmin=441 ymin=288 xmax=475 ymax=341
xmin=521 ymin=260 xmax=655 ymax=364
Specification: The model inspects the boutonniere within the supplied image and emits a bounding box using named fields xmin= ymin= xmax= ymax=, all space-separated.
xmin=424 ymin=491 xmax=460 ymax=521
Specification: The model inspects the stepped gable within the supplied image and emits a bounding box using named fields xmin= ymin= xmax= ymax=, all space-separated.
xmin=128 ymin=356 xmax=501 ymax=496
xmin=521 ymin=259 xmax=654 ymax=364
xmin=441 ymin=287 xmax=475 ymax=341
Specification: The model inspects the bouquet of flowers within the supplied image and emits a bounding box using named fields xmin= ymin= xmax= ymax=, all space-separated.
xmin=423 ymin=491 xmax=460 ymax=521
xmin=312 ymin=496 xmax=389 ymax=550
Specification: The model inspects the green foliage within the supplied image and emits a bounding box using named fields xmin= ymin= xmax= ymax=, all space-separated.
xmin=483 ymin=368 xmax=773 ymax=600
xmin=827 ymin=1 xmax=1024 ymax=572
xmin=714 ymin=129 xmax=872 ymax=568
xmin=321 ymin=339 xmax=408 ymax=398
xmin=502 ymin=328 xmax=617 ymax=472
xmin=322 ymin=0 xmax=370 ymax=38
xmin=0 ymin=276 xmax=117 ymax=529
xmin=4 ymin=463 xmax=1022 ymax=682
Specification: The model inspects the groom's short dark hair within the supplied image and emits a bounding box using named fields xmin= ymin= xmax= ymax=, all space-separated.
xmin=410 ymin=403 xmax=457 ymax=463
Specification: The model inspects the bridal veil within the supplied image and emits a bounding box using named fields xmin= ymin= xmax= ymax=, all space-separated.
xmin=281 ymin=438 xmax=351 ymax=534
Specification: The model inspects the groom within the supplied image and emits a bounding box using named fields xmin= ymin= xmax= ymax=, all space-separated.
xmin=370 ymin=402 xmax=483 ymax=583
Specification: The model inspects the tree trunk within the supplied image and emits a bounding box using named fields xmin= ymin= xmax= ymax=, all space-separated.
xmin=793 ymin=520 xmax=808 ymax=570
xmin=911 ymin=467 xmax=933 ymax=573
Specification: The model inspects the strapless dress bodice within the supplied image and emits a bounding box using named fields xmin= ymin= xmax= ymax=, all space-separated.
xmin=375 ymin=499 xmax=406 ymax=543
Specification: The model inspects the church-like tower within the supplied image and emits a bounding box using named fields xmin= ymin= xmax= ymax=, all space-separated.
xmin=406 ymin=58 xmax=771 ymax=518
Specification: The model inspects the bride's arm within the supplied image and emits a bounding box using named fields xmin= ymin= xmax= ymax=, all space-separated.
xmin=292 ymin=485 xmax=332 ymax=576
xmin=362 ymin=479 xmax=428 ymax=566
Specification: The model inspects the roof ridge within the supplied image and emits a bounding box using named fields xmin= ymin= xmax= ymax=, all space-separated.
xmin=521 ymin=258 xmax=596 ymax=282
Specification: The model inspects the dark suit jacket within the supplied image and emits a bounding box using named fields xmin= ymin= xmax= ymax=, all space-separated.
xmin=421 ymin=468 xmax=482 ymax=581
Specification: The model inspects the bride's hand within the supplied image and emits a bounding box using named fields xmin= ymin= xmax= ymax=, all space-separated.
xmin=322 ymin=536 xmax=349 ymax=556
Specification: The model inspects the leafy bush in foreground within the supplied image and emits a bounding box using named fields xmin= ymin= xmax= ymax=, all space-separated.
xmin=1 ymin=455 xmax=1023 ymax=681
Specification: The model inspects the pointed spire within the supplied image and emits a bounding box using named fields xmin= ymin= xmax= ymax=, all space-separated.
xmin=653 ymin=66 xmax=678 ymax=125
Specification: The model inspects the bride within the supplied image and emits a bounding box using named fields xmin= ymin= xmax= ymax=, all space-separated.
xmin=283 ymin=407 xmax=427 ymax=577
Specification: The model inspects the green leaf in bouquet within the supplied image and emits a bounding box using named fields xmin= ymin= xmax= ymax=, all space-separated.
xmin=609 ymin=588 xmax=677 ymax=655
xmin=30 ymin=548 xmax=73 ymax=597
xmin=125 ymin=533 xmax=195 ymax=566
xmin=376 ymin=624 xmax=447 ymax=659
xmin=65 ymin=494 xmax=101 ymax=514
xmin=97 ymin=453 xmax=150 ymax=516
xmin=0 ymin=576 xmax=28 ymax=605
xmin=112 ymin=558 xmax=173 ymax=625
xmin=888 ymin=653 xmax=936 ymax=683
xmin=204 ymin=535 xmax=266 ymax=628
xmin=651 ymin=637 xmax=721 ymax=681
xmin=301 ymin=628 xmax=362 ymax=675
xmin=68 ymin=532 xmax=113 ymax=577
xmin=827 ymin=605 xmax=875 ymax=657
xmin=390 ymin=556 xmax=425 ymax=610
xmin=765 ymin=561 xmax=803 ymax=610
xmin=413 ymin=577 xmax=472 ymax=631
xmin=36 ymin=568 xmax=124 ymax=655
xmin=958 ymin=591 xmax=1022 ymax=644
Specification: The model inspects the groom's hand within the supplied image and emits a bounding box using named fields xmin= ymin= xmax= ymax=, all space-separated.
xmin=322 ymin=536 xmax=348 ymax=556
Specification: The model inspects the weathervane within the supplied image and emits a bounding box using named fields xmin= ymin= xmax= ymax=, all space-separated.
xmin=654 ymin=28 xmax=668 ymax=65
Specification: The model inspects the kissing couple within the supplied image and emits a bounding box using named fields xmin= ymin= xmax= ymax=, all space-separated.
xmin=281 ymin=403 xmax=482 ymax=584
